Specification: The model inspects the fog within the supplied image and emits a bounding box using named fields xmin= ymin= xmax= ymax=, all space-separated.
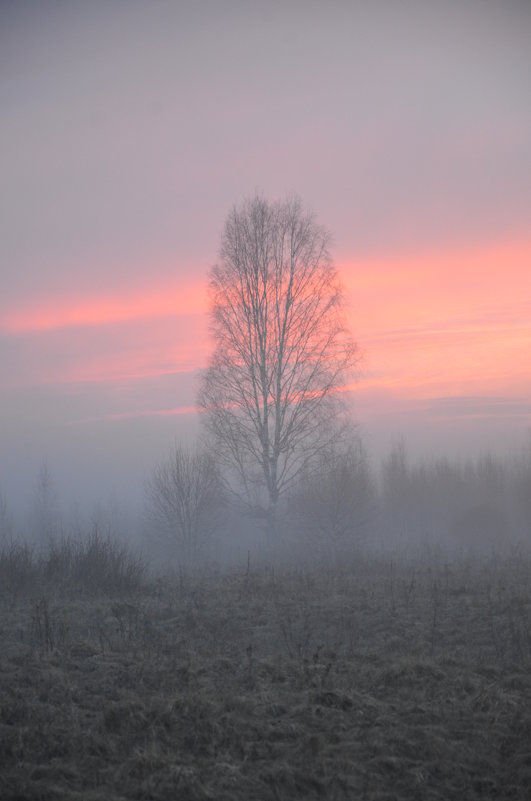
xmin=2 ymin=435 xmax=530 ymax=574
xmin=1 ymin=1 xmax=530 ymax=562
xmin=3 ymin=7 xmax=531 ymax=798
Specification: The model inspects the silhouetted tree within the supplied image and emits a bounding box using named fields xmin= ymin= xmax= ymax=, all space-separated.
xmin=145 ymin=444 xmax=222 ymax=566
xmin=198 ymin=195 xmax=357 ymax=531
xmin=31 ymin=459 xmax=60 ymax=543
xmin=509 ymin=438 xmax=531 ymax=541
xmin=293 ymin=434 xmax=374 ymax=563
xmin=0 ymin=486 xmax=13 ymax=542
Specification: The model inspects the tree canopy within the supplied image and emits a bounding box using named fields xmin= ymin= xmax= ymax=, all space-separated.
xmin=198 ymin=195 xmax=357 ymax=521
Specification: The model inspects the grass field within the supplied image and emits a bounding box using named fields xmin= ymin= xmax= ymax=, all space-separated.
xmin=1 ymin=548 xmax=531 ymax=800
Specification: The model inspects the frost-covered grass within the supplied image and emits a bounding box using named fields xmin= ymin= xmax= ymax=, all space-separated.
xmin=0 ymin=531 xmax=147 ymax=603
xmin=1 ymin=554 xmax=531 ymax=800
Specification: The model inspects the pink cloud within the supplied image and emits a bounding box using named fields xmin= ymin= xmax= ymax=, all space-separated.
xmin=1 ymin=277 xmax=207 ymax=334
xmin=66 ymin=405 xmax=198 ymax=426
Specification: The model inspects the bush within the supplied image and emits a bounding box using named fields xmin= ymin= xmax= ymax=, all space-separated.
xmin=0 ymin=539 xmax=37 ymax=603
xmin=46 ymin=530 xmax=148 ymax=595
xmin=0 ymin=529 xmax=147 ymax=602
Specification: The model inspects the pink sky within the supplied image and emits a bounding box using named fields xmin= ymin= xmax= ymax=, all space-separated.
xmin=2 ymin=239 xmax=529 ymax=425
xmin=1 ymin=1 xmax=530 ymax=510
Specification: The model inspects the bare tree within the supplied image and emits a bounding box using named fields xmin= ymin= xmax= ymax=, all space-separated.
xmin=292 ymin=435 xmax=375 ymax=563
xmin=198 ymin=195 xmax=357 ymax=529
xmin=145 ymin=444 xmax=223 ymax=566
xmin=31 ymin=459 xmax=60 ymax=543
xmin=516 ymin=437 xmax=531 ymax=539
xmin=0 ymin=486 xmax=13 ymax=542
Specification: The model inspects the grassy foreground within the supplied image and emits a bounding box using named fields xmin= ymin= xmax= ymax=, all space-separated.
xmin=1 ymin=552 xmax=531 ymax=800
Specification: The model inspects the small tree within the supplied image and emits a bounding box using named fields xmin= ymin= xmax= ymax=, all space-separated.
xmin=0 ymin=486 xmax=13 ymax=543
xmin=516 ymin=438 xmax=531 ymax=539
xmin=293 ymin=435 xmax=374 ymax=563
xmin=198 ymin=195 xmax=357 ymax=531
xmin=145 ymin=444 xmax=222 ymax=566
xmin=30 ymin=459 xmax=60 ymax=543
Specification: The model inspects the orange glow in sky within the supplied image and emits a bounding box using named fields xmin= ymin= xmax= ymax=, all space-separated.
xmin=2 ymin=241 xmax=530 ymax=434
xmin=1 ymin=279 xmax=207 ymax=334
xmin=341 ymin=240 xmax=531 ymax=410
xmin=3 ymin=0 xmax=531 ymax=512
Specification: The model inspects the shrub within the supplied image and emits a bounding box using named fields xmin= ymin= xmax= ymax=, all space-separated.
xmin=0 ymin=529 xmax=147 ymax=602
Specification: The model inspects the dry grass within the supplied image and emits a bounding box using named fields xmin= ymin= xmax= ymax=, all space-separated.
xmin=1 ymin=554 xmax=531 ymax=800
xmin=0 ymin=532 xmax=147 ymax=604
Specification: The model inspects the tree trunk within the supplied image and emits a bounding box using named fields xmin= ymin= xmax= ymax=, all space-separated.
xmin=266 ymin=497 xmax=278 ymax=541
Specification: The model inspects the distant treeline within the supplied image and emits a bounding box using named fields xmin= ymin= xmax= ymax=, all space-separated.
xmin=1 ymin=441 xmax=530 ymax=568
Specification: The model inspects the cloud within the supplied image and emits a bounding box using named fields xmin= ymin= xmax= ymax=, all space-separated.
xmin=0 ymin=312 xmax=208 ymax=390
xmin=423 ymin=396 xmax=531 ymax=422
xmin=65 ymin=405 xmax=198 ymax=427
xmin=0 ymin=279 xmax=206 ymax=334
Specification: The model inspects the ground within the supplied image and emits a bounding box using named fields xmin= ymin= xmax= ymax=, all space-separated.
xmin=1 ymin=553 xmax=531 ymax=800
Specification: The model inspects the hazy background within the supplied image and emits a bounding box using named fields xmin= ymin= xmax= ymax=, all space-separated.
xmin=1 ymin=0 xmax=530 ymax=522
